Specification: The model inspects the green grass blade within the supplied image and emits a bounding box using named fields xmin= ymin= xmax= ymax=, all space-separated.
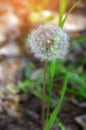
xmin=58 ymin=0 xmax=69 ymax=27
xmin=50 ymin=60 xmax=56 ymax=79
xmin=45 ymin=73 xmax=68 ymax=130
xmin=17 ymin=80 xmax=32 ymax=91
xmin=62 ymin=0 xmax=81 ymax=25
xmin=46 ymin=60 xmax=56 ymax=124
xmin=76 ymin=35 xmax=86 ymax=45
xmin=56 ymin=118 xmax=66 ymax=130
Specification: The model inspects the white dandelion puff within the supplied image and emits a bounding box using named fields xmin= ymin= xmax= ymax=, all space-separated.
xmin=27 ymin=23 xmax=70 ymax=61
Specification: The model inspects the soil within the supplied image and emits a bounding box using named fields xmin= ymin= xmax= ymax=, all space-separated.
xmin=0 ymin=92 xmax=86 ymax=130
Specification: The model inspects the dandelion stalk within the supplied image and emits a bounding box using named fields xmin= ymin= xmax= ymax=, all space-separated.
xmin=42 ymin=61 xmax=48 ymax=130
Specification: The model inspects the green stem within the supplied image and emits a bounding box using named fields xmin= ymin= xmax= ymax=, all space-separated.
xmin=42 ymin=61 xmax=48 ymax=130
xmin=46 ymin=60 xmax=56 ymax=124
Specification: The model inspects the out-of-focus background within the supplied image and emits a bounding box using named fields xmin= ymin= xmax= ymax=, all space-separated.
xmin=0 ymin=0 xmax=86 ymax=130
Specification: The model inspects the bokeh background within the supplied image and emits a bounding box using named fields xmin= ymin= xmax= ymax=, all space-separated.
xmin=0 ymin=0 xmax=86 ymax=130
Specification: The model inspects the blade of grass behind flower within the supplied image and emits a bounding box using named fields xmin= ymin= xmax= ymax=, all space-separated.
xmin=58 ymin=0 xmax=69 ymax=27
xmin=62 ymin=0 xmax=82 ymax=25
xmin=45 ymin=73 xmax=68 ymax=130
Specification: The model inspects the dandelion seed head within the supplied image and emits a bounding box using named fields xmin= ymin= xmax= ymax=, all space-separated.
xmin=28 ymin=23 xmax=70 ymax=61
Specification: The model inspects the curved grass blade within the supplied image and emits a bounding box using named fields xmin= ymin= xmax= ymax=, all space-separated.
xmin=45 ymin=73 xmax=68 ymax=130
xmin=62 ymin=0 xmax=82 ymax=25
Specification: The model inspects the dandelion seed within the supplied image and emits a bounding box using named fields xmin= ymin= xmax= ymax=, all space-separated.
xmin=28 ymin=23 xmax=70 ymax=61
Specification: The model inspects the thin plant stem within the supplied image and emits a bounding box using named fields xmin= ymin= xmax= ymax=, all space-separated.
xmin=42 ymin=61 xmax=48 ymax=130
